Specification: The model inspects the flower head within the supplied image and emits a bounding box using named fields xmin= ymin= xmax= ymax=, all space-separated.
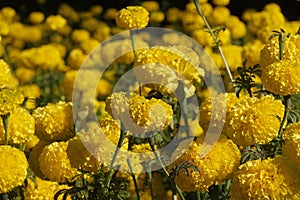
xmin=230 ymin=156 xmax=300 ymax=199
xmin=173 ymin=135 xmax=241 ymax=192
xmin=38 ymin=141 xmax=78 ymax=182
xmin=32 ymin=101 xmax=74 ymax=142
xmin=0 ymin=88 xmax=24 ymax=116
xmin=0 ymin=59 xmax=13 ymax=88
xmin=0 ymin=145 xmax=28 ymax=193
xmin=282 ymin=121 xmax=300 ymax=167
xmin=261 ymin=60 xmax=300 ymax=96
xmin=115 ymin=6 xmax=149 ymax=29
xmin=0 ymin=106 xmax=35 ymax=145
xmin=224 ymin=95 xmax=284 ymax=146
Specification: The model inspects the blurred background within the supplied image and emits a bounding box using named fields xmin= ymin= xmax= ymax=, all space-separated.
xmin=0 ymin=0 xmax=299 ymax=20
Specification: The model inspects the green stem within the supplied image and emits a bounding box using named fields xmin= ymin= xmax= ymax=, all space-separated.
xmin=278 ymin=95 xmax=291 ymax=139
xmin=129 ymin=29 xmax=137 ymax=60
xmin=104 ymin=129 xmax=127 ymax=188
xmin=146 ymin=169 xmax=154 ymax=200
xmin=197 ymin=191 xmax=201 ymax=200
xmin=1 ymin=114 xmax=10 ymax=145
xmin=127 ymin=157 xmax=140 ymax=200
xmin=148 ymin=137 xmax=186 ymax=200
xmin=193 ymin=0 xmax=234 ymax=83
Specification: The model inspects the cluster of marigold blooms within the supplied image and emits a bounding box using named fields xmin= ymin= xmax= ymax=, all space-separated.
xmin=0 ymin=0 xmax=300 ymax=199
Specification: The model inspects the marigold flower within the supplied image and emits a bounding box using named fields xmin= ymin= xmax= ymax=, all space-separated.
xmin=211 ymin=0 xmax=230 ymax=6
xmin=149 ymin=11 xmax=165 ymax=23
xmin=0 ymin=106 xmax=35 ymax=145
xmin=230 ymin=156 xmax=300 ymax=199
xmin=174 ymin=135 xmax=241 ymax=192
xmin=224 ymin=95 xmax=284 ymax=146
xmin=0 ymin=59 xmax=13 ymax=88
xmin=0 ymin=145 xmax=28 ymax=193
xmin=46 ymin=15 xmax=67 ymax=31
xmin=199 ymin=92 xmax=243 ymax=133
xmin=28 ymin=11 xmax=45 ymax=24
xmin=166 ymin=7 xmax=181 ymax=23
xmin=67 ymin=48 xmax=87 ymax=69
xmin=106 ymin=92 xmax=173 ymax=133
xmin=282 ymin=121 xmax=300 ymax=167
xmin=225 ymin=16 xmax=247 ymax=40
xmin=71 ymin=29 xmax=90 ymax=43
xmin=242 ymin=39 xmax=264 ymax=66
xmin=208 ymin=6 xmax=230 ymax=26
xmin=140 ymin=1 xmax=160 ymax=12
xmin=67 ymin=136 xmax=100 ymax=172
xmin=261 ymin=60 xmax=300 ymax=96
xmin=259 ymin=34 xmax=300 ymax=68
xmin=134 ymin=45 xmax=204 ymax=85
xmin=9 ymin=22 xmax=43 ymax=43
xmin=32 ymin=101 xmax=74 ymax=142
xmin=39 ymin=141 xmax=78 ymax=182
xmin=115 ymin=6 xmax=149 ymax=29
xmin=0 ymin=88 xmax=24 ymax=116
xmin=14 ymin=67 xmax=36 ymax=84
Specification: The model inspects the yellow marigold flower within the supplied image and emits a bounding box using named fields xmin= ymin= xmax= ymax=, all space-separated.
xmin=93 ymin=22 xmax=111 ymax=42
xmin=106 ymin=92 xmax=173 ymax=133
xmin=39 ymin=141 xmax=78 ymax=182
xmin=199 ymin=92 xmax=242 ymax=133
xmin=32 ymin=101 xmax=74 ymax=142
xmin=224 ymin=95 xmax=284 ymax=146
xmin=25 ymin=180 xmax=70 ymax=200
xmin=1 ymin=7 xmax=16 ymax=20
xmin=9 ymin=22 xmax=43 ymax=43
xmin=261 ymin=60 xmax=300 ymax=96
xmin=222 ymin=44 xmax=243 ymax=71
xmin=46 ymin=15 xmax=67 ymax=31
xmin=71 ymin=29 xmax=90 ymax=43
xmin=149 ymin=11 xmax=165 ymax=23
xmin=28 ymin=11 xmax=45 ymax=24
xmin=180 ymin=11 xmax=205 ymax=33
xmin=14 ymin=67 xmax=36 ymax=84
xmin=230 ymin=156 xmax=300 ymax=200
xmin=96 ymin=79 xmax=112 ymax=98
xmin=282 ymin=121 xmax=300 ymax=167
xmin=140 ymin=1 xmax=160 ymax=12
xmin=28 ymin=140 xmax=51 ymax=178
xmin=192 ymin=29 xmax=214 ymax=47
xmin=0 ymin=145 xmax=28 ymax=193
xmin=134 ymin=45 xmax=204 ymax=84
xmin=0 ymin=106 xmax=35 ymax=145
xmin=128 ymin=94 xmax=173 ymax=133
xmin=67 ymin=136 xmax=100 ymax=172
xmin=242 ymin=39 xmax=264 ymax=66
xmin=259 ymin=34 xmax=300 ymax=68
xmin=90 ymin=5 xmax=103 ymax=15
xmin=115 ymin=6 xmax=149 ymax=29
xmin=208 ymin=6 xmax=230 ymax=26
xmin=80 ymin=38 xmax=100 ymax=54
xmin=61 ymin=70 xmax=77 ymax=101
xmin=174 ymin=135 xmax=241 ymax=192
xmin=0 ymin=88 xmax=24 ymax=116
xmin=67 ymin=48 xmax=87 ymax=69
xmin=166 ymin=7 xmax=181 ymax=23
xmin=0 ymin=59 xmax=13 ymax=88
xmin=211 ymin=0 xmax=230 ymax=6
xmin=225 ymin=16 xmax=247 ymax=40
xmin=57 ymin=3 xmax=79 ymax=23
xmin=103 ymin=8 xmax=118 ymax=20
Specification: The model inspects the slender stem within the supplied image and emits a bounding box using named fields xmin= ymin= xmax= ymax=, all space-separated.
xmin=129 ymin=29 xmax=137 ymax=60
xmin=1 ymin=114 xmax=10 ymax=145
xmin=278 ymin=95 xmax=291 ymax=139
xmin=104 ymin=129 xmax=127 ymax=188
xmin=146 ymin=169 xmax=154 ymax=200
xmin=197 ymin=192 xmax=201 ymax=200
xmin=193 ymin=0 xmax=234 ymax=83
xmin=127 ymin=157 xmax=140 ymax=200
xmin=148 ymin=137 xmax=186 ymax=200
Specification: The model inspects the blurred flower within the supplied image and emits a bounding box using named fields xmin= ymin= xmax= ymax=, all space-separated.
xmin=0 ymin=88 xmax=24 ymax=116
xmin=28 ymin=11 xmax=45 ymax=24
xmin=0 ymin=145 xmax=28 ymax=193
xmin=211 ymin=0 xmax=230 ymax=6
xmin=45 ymin=15 xmax=67 ymax=31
